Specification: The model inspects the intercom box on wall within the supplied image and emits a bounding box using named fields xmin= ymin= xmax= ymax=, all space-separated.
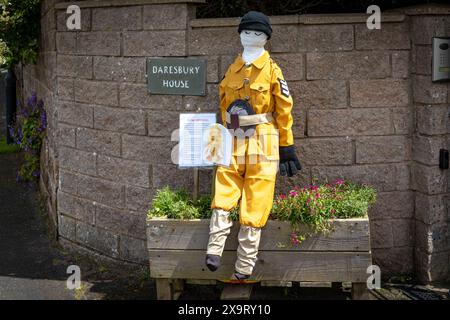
xmin=432 ymin=37 xmax=450 ymax=83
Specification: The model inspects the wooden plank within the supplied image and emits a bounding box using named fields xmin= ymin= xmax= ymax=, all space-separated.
xmin=147 ymin=218 xmax=370 ymax=252
xmin=300 ymin=282 xmax=332 ymax=288
xmin=221 ymin=284 xmax=253 ymax=300
xmin=149 ymin=250 xmax=372 ymax=282
xmin=156 ymin=278 xmax=173 ymax=300
xmin=186 ymin=279 xmax=217 ymax=285
xmin=172 ymin=279 xmax=184 ymax=300
xmin=352 ymin=282 xmax=372 ymax=300
xmin=261 ymin=280 xmax=292 ymax=287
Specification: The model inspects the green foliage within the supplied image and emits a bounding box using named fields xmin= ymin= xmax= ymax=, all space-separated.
xmin=149 ymin=180 xmax=376 ymax=245
xmin=0 ymin=40 xmax=7 ymax=66
xmin=0 ymin=135 xmax=20 ymax=154
xmin=9 ymin=91 xmax=47 ymax=183
xmin=148 ymin=187 xmax=214 ymax=220
xmin=271 ymin=179 xmax=376 ymax=244
xmin=0 ymin=0 xmax=41 ymax=67
xmin=148 ymin=187 xmax=239 ymax=221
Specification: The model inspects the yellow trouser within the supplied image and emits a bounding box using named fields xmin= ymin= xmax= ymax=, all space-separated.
xmin=211 ymin=148 xmax=278 ymax=228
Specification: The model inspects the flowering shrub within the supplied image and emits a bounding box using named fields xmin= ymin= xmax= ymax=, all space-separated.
xmin=149 ymin=180 xmax=376 ymax=246
xmin=271 ymin=179 xmax=376 ymax=245
xmin=9 ymin=91 xmax=47 ymax=183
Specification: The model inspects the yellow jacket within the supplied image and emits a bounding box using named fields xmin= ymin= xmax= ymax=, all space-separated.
xmin=219 ymin=51 xmax=294 ymax=160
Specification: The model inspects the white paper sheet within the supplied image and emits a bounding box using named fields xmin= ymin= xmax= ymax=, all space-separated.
xmin=178 ymin=113 xmax=218 ymax=168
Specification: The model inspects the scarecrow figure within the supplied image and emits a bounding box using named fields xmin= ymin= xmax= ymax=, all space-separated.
xmin=206 ymin=11 xmax=301 ymax=280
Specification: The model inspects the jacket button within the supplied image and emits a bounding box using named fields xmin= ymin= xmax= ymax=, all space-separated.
xmin=244 ymin=96 xmax=250 ymax=101
xmin=243 ymin=78 xmax=250 ymax=84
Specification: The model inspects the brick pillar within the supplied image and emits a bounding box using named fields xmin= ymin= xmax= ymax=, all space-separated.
xmin=409 ymin=11 xmax=450 ymax=283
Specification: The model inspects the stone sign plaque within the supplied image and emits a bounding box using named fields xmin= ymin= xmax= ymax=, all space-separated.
xmin=147 ymin=58 xmax=206 ymax=96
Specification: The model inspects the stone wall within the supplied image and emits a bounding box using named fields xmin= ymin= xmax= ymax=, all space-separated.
xmin=19 ymin=0 xmax=59 ymax=229
xmin=408 ymin=9 xmax=450 ymax=283
xmin=20 ymin=0 xmax=450 ymax=282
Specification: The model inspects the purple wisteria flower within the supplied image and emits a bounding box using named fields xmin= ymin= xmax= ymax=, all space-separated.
xmin=28 ymin=91 xmax=37 ymax=107
xmin=40 ymin=111 xmax=47 ymax=129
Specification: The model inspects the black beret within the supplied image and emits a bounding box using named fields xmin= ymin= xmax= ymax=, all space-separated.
xmin=238 ymin=11 xmax=273 ymax=39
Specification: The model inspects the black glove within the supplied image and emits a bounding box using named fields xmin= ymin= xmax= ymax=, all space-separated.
xmin=279 ymin=145 xmax=302 ymax=177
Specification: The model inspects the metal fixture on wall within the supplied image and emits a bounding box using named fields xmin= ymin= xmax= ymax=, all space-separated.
xmin=432 ymin=37 xmax=450 ymax=83
xmin=439 ymin=149 xmax=449 ymax=170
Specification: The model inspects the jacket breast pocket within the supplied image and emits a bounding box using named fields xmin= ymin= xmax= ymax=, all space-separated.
xmin=225 ymin=82 xmax=244 ymax=102
xmin=250 ymin=83 xmax=270 ymax=108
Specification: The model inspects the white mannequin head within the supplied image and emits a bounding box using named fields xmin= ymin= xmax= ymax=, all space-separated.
xmin=240 ymin=29 xmax=268 ymax=64
xmin=240 ymin=29 xmax=268 ymax=49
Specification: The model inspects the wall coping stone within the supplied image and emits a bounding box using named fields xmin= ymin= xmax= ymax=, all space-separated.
xmin=191 ymin=12 xmax=406 ymax=28
xmin=55 ymin=0 xmax=205 ymax=9
xmin=386 ymin=3 xmax=450 ymax=15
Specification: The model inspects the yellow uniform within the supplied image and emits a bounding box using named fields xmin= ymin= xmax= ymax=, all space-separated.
xmin=211 ymin=50 xmax=294 ymax=228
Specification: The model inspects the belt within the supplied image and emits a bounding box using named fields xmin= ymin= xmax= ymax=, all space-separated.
xmin=225 ymin=112 xmax=273 ymax=129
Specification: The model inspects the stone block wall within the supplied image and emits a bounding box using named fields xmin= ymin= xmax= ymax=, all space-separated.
xmin=19 ymin=0 xmax=450 ymax=282
xmin=408 ymin=10 xmax=450 ymax=283
xmin=19 ymin=0 xmax=60 ymax=228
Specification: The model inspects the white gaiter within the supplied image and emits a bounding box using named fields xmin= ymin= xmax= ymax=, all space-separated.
xmin=240 ymin=30 xmax=268 ymax=64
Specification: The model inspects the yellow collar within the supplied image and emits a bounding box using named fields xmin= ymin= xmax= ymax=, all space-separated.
xmin=231 ymin=51 xmax=270 ymax=73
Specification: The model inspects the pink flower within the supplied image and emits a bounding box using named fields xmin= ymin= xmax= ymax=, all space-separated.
xmin=334 ymin=179 xmax=345 ymax=185
xmin=290 ymin=233 xmax=300 ymax=246
xmin=289 ymin=190 xmax=298 ymax=197
xmin=315 ymin=193 xmax=320 ymax=199
xmin=279 ymin=194 xmax=286 ymax=200
xmin=306 ymin=198 xmax=311 ymax=203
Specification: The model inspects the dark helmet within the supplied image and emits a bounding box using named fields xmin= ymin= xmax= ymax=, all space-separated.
xmin=238 ymin=11 xmax=273 ymax=39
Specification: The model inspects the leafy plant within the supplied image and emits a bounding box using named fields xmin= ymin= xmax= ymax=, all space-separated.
xmin=0 ymin=40 xmax=7 ymax=67
xmin=0 ymin=0 xmax=41 ymax=67
xmin=149 ymin=180 xmax=376 ymax=246
xmin=148 ymin=187 xmax=240 ymax=221
xmin=271 ymin=179 xmax=376 ymax=244
xmin=148 ymin=187 xmax=212 ymax=220
xmin=9 ymin=91 xmax=47 ymax=183
xmin=0 ymin=134 xmax=20 ymax=154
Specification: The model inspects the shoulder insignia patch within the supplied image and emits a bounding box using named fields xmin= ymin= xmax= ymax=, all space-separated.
xmin=278 ymin=78 xmax=290 ymax=98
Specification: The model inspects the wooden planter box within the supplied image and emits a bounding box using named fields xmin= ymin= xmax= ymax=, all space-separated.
xmin=147 ymin=218 xmax=372 ymax=300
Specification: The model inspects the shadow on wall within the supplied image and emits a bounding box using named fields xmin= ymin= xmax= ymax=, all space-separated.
xmin=0 ymin=69 xmax=7 ymax=136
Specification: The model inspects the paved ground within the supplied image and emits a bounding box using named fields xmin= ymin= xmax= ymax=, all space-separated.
xmin=0 ymin=151 xmax=449 ymax=300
